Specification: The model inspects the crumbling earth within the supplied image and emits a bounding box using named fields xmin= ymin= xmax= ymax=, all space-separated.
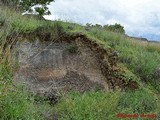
xmin=12 ymin=33 xmax=139 ymax=102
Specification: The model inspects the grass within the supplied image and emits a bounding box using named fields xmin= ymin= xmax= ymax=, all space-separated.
xmin=54 ymin=89 xmax=159 ymax=120
xmin=54 ymin=91 xmax=120 ymax=120
xmin=0 ymin=85 xmax=53 ymax=120
xmin=67 ymin=44 xmax=78 ymax=53
xmin=0 ymin=54 xmax=53 ymax=119
xmin=0 ymin=6 xmax=54 ymax=120
xmin=0 ymin=4 xmax=160 ymax=120
xmin=0 ymin=6 xmax=45 ymax=33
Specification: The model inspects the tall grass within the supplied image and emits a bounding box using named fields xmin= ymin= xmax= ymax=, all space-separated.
xmin=0 ymin=6 xmax=54 ymax=119
xmin=54 ymin=89 xmax=159 ymax=120
xmin=0 ymin=85 xmax=53 ymax=120
xmin=0 ymin=6 xmax=46 ymax=33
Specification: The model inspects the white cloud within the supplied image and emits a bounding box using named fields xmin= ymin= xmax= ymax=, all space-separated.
xmin=44 ymin=0 xmax=160 ymax=41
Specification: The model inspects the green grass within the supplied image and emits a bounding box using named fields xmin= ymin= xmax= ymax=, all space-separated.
xmin=67 ymin=44 xmax=78 ymax=53
xmin=0 ymin=57 xmax=53 ymax=119
xmin=0 ymin=85 xmax=53 ymax=120
xmin=54 ymin=91 xmax=120 ymax=120
xmin=54 ymin=89 xmax=159 ymax=120
xmin=0 ymin=6 xmax=45 ymax=33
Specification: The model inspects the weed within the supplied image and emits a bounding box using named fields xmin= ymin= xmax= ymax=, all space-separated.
xmin=118 ymin=89 xmax=157 ymax=113
xmin=67 ymin=44 xmax=78 ymax=53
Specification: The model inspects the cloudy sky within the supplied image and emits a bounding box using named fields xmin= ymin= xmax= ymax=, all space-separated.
xmin=44 ymin=0 xmax=160 ymax=41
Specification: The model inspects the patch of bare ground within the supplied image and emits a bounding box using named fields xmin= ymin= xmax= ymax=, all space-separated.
xmin=12 ymin=33 xmax=139 ymax=102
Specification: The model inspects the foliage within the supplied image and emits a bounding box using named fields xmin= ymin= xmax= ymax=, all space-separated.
xmin=0 ymin=86 xmax=48 ymax=120
xmin=104 ymin=23 xmax=125 ymax=34
xmin=54 ymin=91 xmax=121 ymax=120
xmin=118 ymin=89 xmax=157 ymax=113
xmin=20 ymin=0 xmax=54 ymax=16
xmin=92 ymin=24 xmax=103 ymax=29
xmin=0 ymin=7 xmax=54 ymax=120
xmin=54 ymin=90 xmax=159 ymax=119
xmin=67 ymin=44 xmax=78 ymax=53
xmin=86 ymin=23 xmax=92 ymax=27
xmin=0 ymin=0 xmax=54 ymax=16
xmin=0 ymin=0 xmax=19 ymax=6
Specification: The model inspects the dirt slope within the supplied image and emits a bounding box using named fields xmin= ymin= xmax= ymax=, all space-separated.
xmin=12 ymin=33 xmax=139 ymax=97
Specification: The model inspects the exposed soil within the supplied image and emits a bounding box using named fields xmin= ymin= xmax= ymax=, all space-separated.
xmin=12 ymin=33 xmax=139 ymax=99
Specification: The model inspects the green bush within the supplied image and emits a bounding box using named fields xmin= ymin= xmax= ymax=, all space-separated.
xmin=103 ymin=23 xmax=125 ymax=34
xmin=67 ymin=44 xmax=78 ymax=53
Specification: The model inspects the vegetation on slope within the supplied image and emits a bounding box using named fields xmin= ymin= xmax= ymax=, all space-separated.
xmin=0 ymin=5 xmax=160 ymax=120
xmin=54 ymin=90 xmax=159 ymax=119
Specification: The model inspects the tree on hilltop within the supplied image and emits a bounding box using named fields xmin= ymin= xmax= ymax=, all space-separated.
xmin=0 ymin=0 xmax=54 ymax=17
xmin=103 ymin=23 xmax=125 ymax=34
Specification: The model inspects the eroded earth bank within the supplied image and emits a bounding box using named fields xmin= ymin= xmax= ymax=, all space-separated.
xmin=12 ymin=33 xmax=139 ymax=100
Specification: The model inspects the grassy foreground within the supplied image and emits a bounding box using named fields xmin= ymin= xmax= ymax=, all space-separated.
xmin=0 ymin=6 xmax=160 ymax=119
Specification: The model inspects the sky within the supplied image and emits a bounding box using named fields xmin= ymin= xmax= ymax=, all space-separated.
xmin=44 ymin=0 xmax=160 ymax=41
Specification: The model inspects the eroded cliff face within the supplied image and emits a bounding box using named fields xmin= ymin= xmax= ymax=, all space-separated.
xmin=13 ymin=38 xmax=107 ymax=95
xmin=12 ymin=33 xmax=138 ymax=96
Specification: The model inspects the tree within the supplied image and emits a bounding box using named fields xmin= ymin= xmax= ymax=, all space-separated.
xmin=103 ymin=23 xmax=125 ymax=34
xmin=19 ymin=0 xmax=54 ymax=16
xmin=94 ymin=24 xmax=102 ymax=28
xmin=0 ymin=0 xmax=54 ymax=17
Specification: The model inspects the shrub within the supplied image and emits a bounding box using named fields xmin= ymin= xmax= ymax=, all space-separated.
xmin=103 ymin=23 xmax=125 ymax=34
xmin=67 ymin=44 xmax=78 ymax=53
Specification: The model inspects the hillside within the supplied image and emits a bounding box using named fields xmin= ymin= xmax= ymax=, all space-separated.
xmin=0 ymin=6 xmax=160 ymax=120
